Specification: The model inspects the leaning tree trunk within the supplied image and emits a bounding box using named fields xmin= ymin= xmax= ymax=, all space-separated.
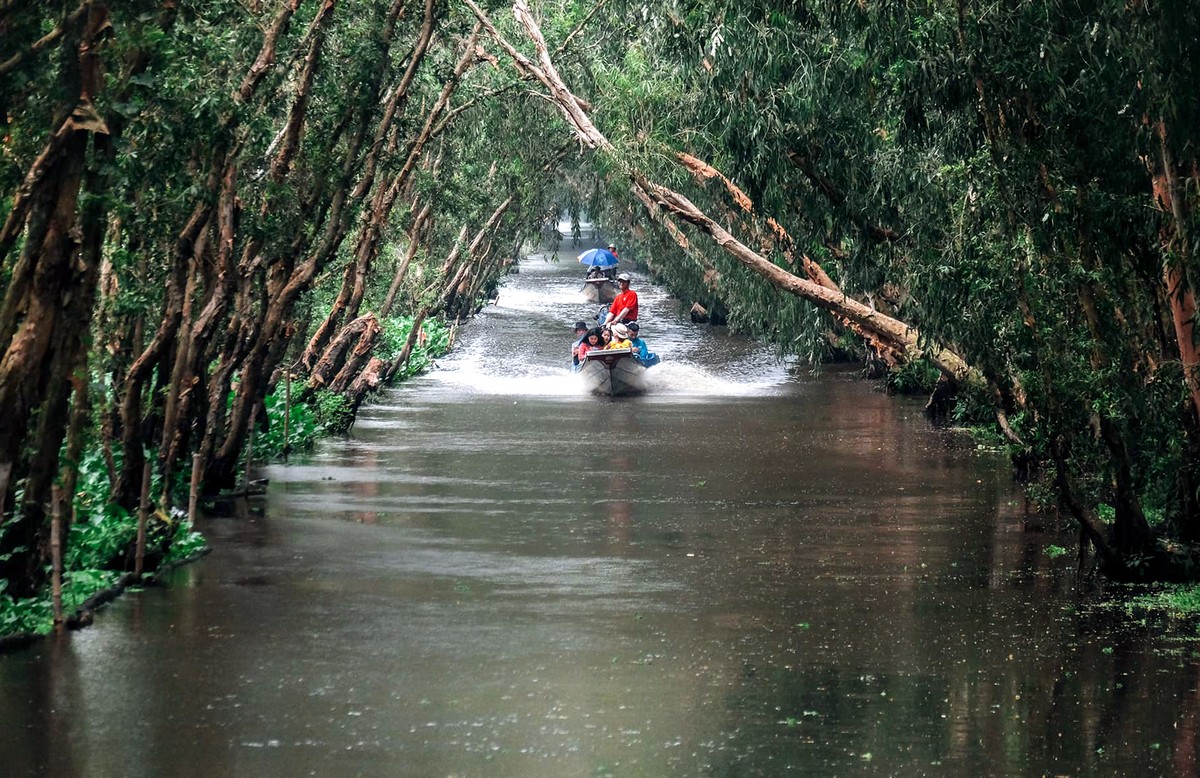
xmin=302 ymin=21 xmax=478 ymax=367
xmin=110 ymin=0 xmax=305 ymax=507
xmin=205 ymin=0 xmax=443 ymax=490
xmin=1153 ymin=121 xmax=1200 ymax=423
xmin=380 ymin=200 xmax=433 ymax=316
xmin=467 ymin=0 xmax=975 ymax=385
xmin=306 ymin=314 xmax=381 ymax=394
xmin=0 ymin=5 xmax=110 ymax=592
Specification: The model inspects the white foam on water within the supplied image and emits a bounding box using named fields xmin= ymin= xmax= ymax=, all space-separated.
xmin=642 ymin=361 xmax=788 ymax=397
xmin=405 ymin=233 xmax=803 ymax=399
xmin=423 ymin=363 xmax=585 ymax=397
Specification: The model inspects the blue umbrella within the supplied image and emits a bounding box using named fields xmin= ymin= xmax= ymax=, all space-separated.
xmin=577 ymin=248 xmax=618 ymax=268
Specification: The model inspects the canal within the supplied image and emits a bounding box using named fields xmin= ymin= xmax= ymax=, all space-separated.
xmin=2 ymin=240 xmax=1198 ymax=776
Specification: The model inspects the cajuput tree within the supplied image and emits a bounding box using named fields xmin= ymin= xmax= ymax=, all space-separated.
xmin=473 ymin=0 xmax=1200 ymax=579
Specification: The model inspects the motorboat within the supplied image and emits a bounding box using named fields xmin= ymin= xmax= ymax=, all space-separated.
xmin=581 ymin=277 xmax=618 ymax=304
xmin=577 ymin=348 xmax=647 ymax=396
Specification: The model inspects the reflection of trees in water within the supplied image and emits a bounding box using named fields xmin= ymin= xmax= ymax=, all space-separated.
xmin=351 ymin=446 xmax=380 ymax=524
xmin=606 ymin=452 xmax=634 ymax=545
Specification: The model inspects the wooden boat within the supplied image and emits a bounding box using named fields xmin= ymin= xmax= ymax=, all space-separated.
xmin=578 ymin=347 xmax=647 ymax=396
xmin=581 ymin=277 xmax=618 ymax=304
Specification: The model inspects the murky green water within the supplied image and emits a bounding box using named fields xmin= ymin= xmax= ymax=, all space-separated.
xmin=3 ymin=244 xmax=1199 ymax=776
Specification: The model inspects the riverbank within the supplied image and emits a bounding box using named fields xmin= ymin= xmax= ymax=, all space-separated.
xmin=0 ymin=315 xmax=457 ymax=642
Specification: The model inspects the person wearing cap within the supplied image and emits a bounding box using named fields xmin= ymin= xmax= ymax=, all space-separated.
xmin=606 ymin=322 xmax=633 ymax=350
xmin=626 ymin=321 xmax=660 ymax=367
xmin=604 ymin=273 xmax=638 ymax=326
xmin=602 ymin=244 xmax=619 ymax=280
xmin=570 ymin=320 xmax=589 ymax=367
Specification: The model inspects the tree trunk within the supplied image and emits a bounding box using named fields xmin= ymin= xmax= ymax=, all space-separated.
xmin=303 ymin=20 xmax=477 ymax=367
xmin=1153 ymin=122 xmax=1200 ymax=423
xmin=206 ymin=0 xmax=447 ymax=491
xmin=306 ymin=314 xmax=381 ymax=393
xmin=0 ymin=5 xmax=110 ymax=592
xmin=345 ymin=357 xmax=386 ymax=414
xmin=380 ymin=200 xmax=432 ymax=316
xmin=469 ymin=0 xmax=975 ymax=384
xmin=329 ymin=319 xmax=383 ymax=393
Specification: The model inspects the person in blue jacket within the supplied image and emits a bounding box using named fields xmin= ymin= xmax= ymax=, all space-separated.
xmin=626 ymin=321 xmax=660 ymax=367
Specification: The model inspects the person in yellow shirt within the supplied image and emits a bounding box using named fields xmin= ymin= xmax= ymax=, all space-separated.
xmin=606 ymin=322 xmax=633 ymax=350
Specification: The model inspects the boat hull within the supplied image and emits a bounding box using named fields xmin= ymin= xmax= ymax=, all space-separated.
xmin=581 ymin=278 xmax=618 ymax=304
xmin=578 ymin=348 xmax=647 ymax=396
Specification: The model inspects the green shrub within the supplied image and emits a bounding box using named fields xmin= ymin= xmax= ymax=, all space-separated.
xmin=312 ymin=389 xmax=355 ymax=433
xmin=0 ymin=581 xmax=52 ymax=635
xmin=257 ymin=385 xmax=320 ymax=457
xmin=66 ymin=502 xmax=138 ymax=571
xmin=885 ymin=358 xmax=941 ymax=395
xmin=1129 ymin=585 xmax=1200 ymax=616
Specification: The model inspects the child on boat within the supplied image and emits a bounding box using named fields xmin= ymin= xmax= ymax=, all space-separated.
xmin=626 ymin=321 xmax=660 ymax=367
xmin=606 ymin=323 xmax=633 ymax=350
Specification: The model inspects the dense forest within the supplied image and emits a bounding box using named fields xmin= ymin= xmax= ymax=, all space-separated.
xmin=2 ymin=0 xmax=1199 ymax=632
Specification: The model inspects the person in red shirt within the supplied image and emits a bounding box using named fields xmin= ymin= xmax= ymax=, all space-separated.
xmin=604 ymin=273 xmax=638 ymax=325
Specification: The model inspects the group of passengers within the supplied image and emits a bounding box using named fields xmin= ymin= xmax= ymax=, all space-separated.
xmin=571 ymin=271 xmax=660 ymax=369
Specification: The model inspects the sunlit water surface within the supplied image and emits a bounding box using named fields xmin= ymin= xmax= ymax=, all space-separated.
xmin=3 ymin=238 xmax=1199 ymax=776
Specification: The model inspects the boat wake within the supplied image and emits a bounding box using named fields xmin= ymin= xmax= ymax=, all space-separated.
xmin=398 ymin=237 xmax=802 ymax=400
xmin=415 ymin=357 xmax=789 ymax=399
xmin=422 ymin=362 xmax=584 ymax=397
xmin=642 ymin=361 xmax=789 ymax=397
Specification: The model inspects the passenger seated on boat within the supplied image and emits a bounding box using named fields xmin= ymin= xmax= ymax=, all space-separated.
xmin=571 ymin=320 xmax=589 ymax=367
xmin=606 ymin=323 xmax=633 ymax=350
xmin=626 ymin=321 xmax=660 ymax=367
xmin=604 ymin=244 xmax=618 ymax=279
xmin=576 ymin=328 xmax=604 ymax=364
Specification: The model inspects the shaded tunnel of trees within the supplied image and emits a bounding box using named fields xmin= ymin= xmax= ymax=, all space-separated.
xmin=2 ymin=0 xmax=1199 ymax=620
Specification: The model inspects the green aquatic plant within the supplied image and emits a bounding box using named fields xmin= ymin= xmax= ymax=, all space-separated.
xmin=312 ymin=390 xmax=356 ymax=435
xmin=0 ymin=581 xmax=51 ymax=635
xmin=1131 ymin=585 xmax=1200 ymax=616
xmin=257 ymin=387 xmax=321 ymax=458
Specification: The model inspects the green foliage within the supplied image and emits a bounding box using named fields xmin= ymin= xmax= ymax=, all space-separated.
xmin=1129 ymin=586 xmax=1200 ymax=617
xmin=884 ymin=358 xmax=940 ymax=396
xmin=165 ymin=524 xmax=207 ymax=564
xmin=0 ymin=570 xmax=124 ymax=636
xmin=378 ymin=315 xmax=452 ymax=380
xmin=62 ymin=570 xmax=122 ymax=612
xmin=66 ymin=503 xmax=138 ymax=572
xmin=564 ymin=0 xmax=1200 ymax=577
xmin=312 ymin=390 xmax=355 ymax=434
xmin=0 ymin=580 xmax=52 ymax=636
xmin=4 ymin=0 xmax=1198 ymax=598
xmin=0 ymin=450 xmax=208 ymax=636
xmin=1045 ymin=545 xmax=1069 ymax=560
xmin=257 ymin=386 xmax=320 ymax=458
